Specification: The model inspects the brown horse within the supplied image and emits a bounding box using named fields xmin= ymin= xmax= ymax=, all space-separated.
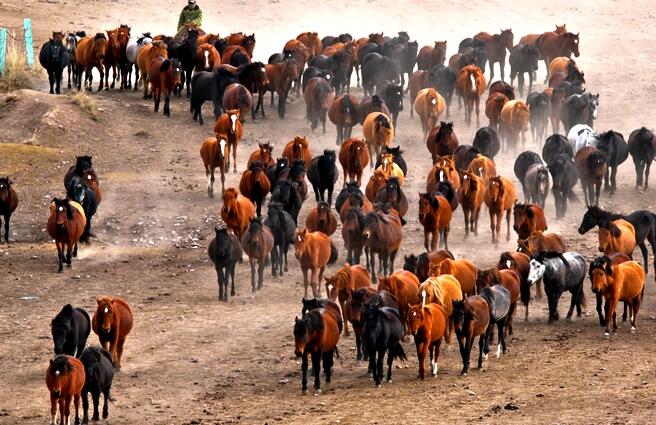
xmin=456 ymin=65 xmax=486 ymax=126
xmin=598 ymin=219 xmax=636 ymax=258
xmin=408 ymin=71 xmax=430 ymax=117
xmin=513 ymin=202 xmax=548 ymax=240
xmin=414 ymin=88 xmax=446 ymax=138
xmin=200 ymin=135 xmax=227 ymax=197
xmin=498 ymin=251 xmax=536 ymax=318
xmin=590 ymin=258 xmax=645 ymax=336
xmin=574 ymin=147 xmax=606 ymax=206
xmin=222 ymin=83 xmax=252 ymax=122
xmin=519 ymin=24 xmax=568 ymax=46
xmin=426 ymin=121 xmax=459 ymax=163
xmin=458 ymin=171 xmax=485 ymax=237
xmin=222 ymin=45 xmax=251 ymax=66
xmin=283 ymin=39 xmax=310 ymax=95
xmin=408 ymin=303 xmax=448 ymax=379
xmin=221 ymin=187 xmax=256 ymax=238
xmin=324 ymin=264 xmax=370 ymax=335
xmin=339 ymin=138 xmax=369 ymax=186
xmin=375 ymin=154 xmax=405 ymax=185
xmin=484 ymin=176 xmax=517 ymax=244
xmin=92 ymin=296 xmax=133 ymax=370
xmin=546 ymin=86 xmax=566 ymax=133
xmin=265 ymin=59 xmax=299 ymax=119
xmin=76 ymin=33 xmax=108 ymax=92
xmin=417 ymin=275 xmax=462 ymax=346
xmin=0 ymin=176 xmax=18 ymax=243
xmin=485 ymin=93 xmax=509 ymax=131
xmin=297 ymin=32 xmax=322 ymax=59
xmin=116 ymin=25 xmax=131 ymax=90
xmin=239 ymin=161 xmax=271 ymax=217
xmin=451 ymin=296 xmax=490 ymax=375
xmin=283 ymin=136 xmax=312 ymax=167
xmin=518 ymin=231 xmax=566 ymax=256
xmin=467 ymin=155 xmax=497 ymax=183
xmin=427 ymin=156 xmax=460 ymax=191
xmin=416 ymin=41 xmax=447 ymax=70
xmin=341 ymin=207 xmax=370 ymax=266
xmin=418 ymin=192 xmax=453 ymax=251
xmin=362 ymin=208 xmax=403 ymax=283
xmin=226 ymin=32 xmax=256 ymax=57
xmin=328 ymin=94 xmax=359 ymax=145
xmin=474 ymin=29 xmax=514 ymax=82
xmin=103 ymin=29 xmax=121 ymax=90
xmin=378 ymin=270 xmax=420 ymax=335
xmin=46 ymin=355 xmax=85 ymax=425
xmin=136 ymin=40 xmax=167 ymax=98
xmin=304 ymin=77 xmax=335 ymax=133
xmin=247 ymin=142 xmax=275 ymax=168
xmin=294 ymin=304 xmax=341 ymax=394
xmin=363 ymin=112 xmax=394 ymax=164
xmin=295 ymin=228 xmax=337 ymax=297
xmin=537 ymin=32 xmax=580 ymax=80
xmin=366 ymin=170 xmax=387 ymax=204
xmin=213 ymin=109 xmax=243 ymax=173
xmin=242 ymin=218 xmax=274 ymax=292
xmin=476 ymin=267 xmax=520 ymax=336
xmin=500 ymin=100 xmax=531 ymax=151
xmin=195 ymin=43 xmax=221 ymax=71
xmin=437 ymin=258 xmax=478 ymax=296
xmin=47 ymin=198 xmax=86 ymax=273
xmin=306 ymin=201 xmax=338 ymax=236
xmin=148 ymin=57 xmax=182 ymax=117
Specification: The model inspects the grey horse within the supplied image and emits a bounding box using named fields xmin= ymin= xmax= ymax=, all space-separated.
xmin=528 ymin=251 xmax=587 ymax=322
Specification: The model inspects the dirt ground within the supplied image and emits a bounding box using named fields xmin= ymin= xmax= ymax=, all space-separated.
xmin=1 ymin=0 xmax=656 ymax=424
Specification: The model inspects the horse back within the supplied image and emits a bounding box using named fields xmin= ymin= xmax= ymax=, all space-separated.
xmin=617 ymin=262 xmax=645 ymax=301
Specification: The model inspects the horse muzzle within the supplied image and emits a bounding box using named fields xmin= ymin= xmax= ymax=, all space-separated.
xmin=294 ymin=350 xmax=303 ymax=357
xmin=102 ymin=326 xmax=111 ymax=333
xmin=51 ymin=389 xmax=61 ymax=397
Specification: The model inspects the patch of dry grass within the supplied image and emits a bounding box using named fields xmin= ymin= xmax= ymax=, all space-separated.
xmin=0 ymin=143 xmax=61 ymax=174
xmin=0 ymin=40 xmax=41 ymax=92
xmin=71 ymin=91 xmax=99 ymax=121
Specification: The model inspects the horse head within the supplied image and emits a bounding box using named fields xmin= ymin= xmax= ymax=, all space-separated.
xmin=589 ymin=255 xmax=613 ymax=293
xmin=48 ymin=355 xmax=74 ymax=395
xmin=294 ymin=228 xmax=309 ymax=259
xmin=566 ymin=32 xmax=580 ymax=57
xmin=213 ymin=226 xmax=231 ymax=256
xmin=96 ymin=296 xmax=116 ymax=333
xmin=52 ymin=198 xmax=73 ymax=226
xmin=93 ymin=33 xmax=108 ymax=60
xmin=499 ymin=29 xmax=514 ymax=50
xmin=0 ymin=176 xmax=12 ymax=203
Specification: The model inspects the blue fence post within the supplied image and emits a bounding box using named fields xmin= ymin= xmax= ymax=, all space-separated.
xmin=24 ymin=18 xmax=33 ymax=67
xmin=0 ymin=28 xmax=7 ymax=76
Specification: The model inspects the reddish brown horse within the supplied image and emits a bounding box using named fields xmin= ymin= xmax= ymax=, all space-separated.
xmin=136 ymin=40 xmax=167 ymax=98
xmin=485 ymin=93 xmax=508 ymax=131
xmin=283 ymin=39 xmax=310 ymax=95
xmin=427 ymin=155 xmax=460 ymax=191
xmin=418 ymin=192 xmax=453 ymax=251
xmin=221 ymin=188 xmax=256 ymax=238
xmin=498 ymin=251 xmax=536 ymax=318
xmin=341 ymin=207 xmax=370 ymax=266
xmin=247 ymin=142 xmax=275 ymax=168
xmin=513 ymin=202 xmax=548 ymax=240
xmin=305 ymin=201 xmax=338 ymax=236
xmin=213 ymin=109 xmax=243 ymax=172
xmin=339 ymin=137 xmax=369 ymax=186
xmin=47 ymin=198 xmax=86 ymax=272
xmin=416 ymin=41 xmax=448 ymax=70
xmin=46 ymin=355 xmax=85 ymax=425
xmin=196 ymin=43 xmax=221 ymax=71
xmin=200 ymin=135 xmax=227 ymax=197
xmin=362 ymin=208 xmax=403 ymax=282
xmin=242 ymin=218 xmax=274 ymax=292
xmin=476 ymin=267 xmax=520 ymax=336
xmin=518 ymin=231 xmax=566 ymax=256
xmin=467 ymin=155 xmax=497 ymax=183
xmin=484 ymin=176 xmax=517 ymax=244
xmin=500 ymin=100 xmax=531 ymax=151
xmin=148 ymin=57 xmax=182 ymax=117
xmin=426 ymin=121 xmax=459 ymax=163
xmin=92 ymin=296 xmax=133 ymax=370
xmin=0 ymin=176 xmax=18 ymax=243
xmin=378 ymin=270 xmax=420 ymax=335
xmin=297 ymin=32 xmax=322 ymax=59
xmin=76 ymin=33 xmax=108 ymax=92
xmin=324 ymin=264 xmax=370 ymax=335
xmin=283 ymin=136 xmax=312 ymax=167
xmin=414 ymin=88 xmax=446 ymax=138
xmin=437 ymin=258 xmax=478 ymax=296
xmin=239 ymin=161 xmax=271 ymax=217
xmin=222 ymin=45 xmax=251 ymax=66
xmin=328 ymin=94 xmax=359 ymax=145
xmin=365 ymin=170 xmax=387 ymax=202
xmin=458 ymin=171 xmax=485 ymax=237
xmin=408 ymin=71 xmax=430 ymax=117
xmin=451 ymin=295 xmax=491 ymax=375
xmin=222 ymin=83 xmax=252 ymax=123
xmin=519 ymin=24 xmax=568 ymax=46
xmin=304 ymin=77 xmax=335 ymax=133
xmin=537 ymin=32 xmax=580 ymax=79
xmin=574 ymin=146 xmax=607 ymax=207
xmin=456 ymin=65 xmax=486 ymax=126
xmin=408 ymin=303 xmax=448 ymax=379
xmin=265 ymin=59 xmax=299 ymax=118
xmin=474 ymin=29 xmax=514 ymax=82
xmin=103 ymin=29 xmax=121 ymax=90
xmin=226 ymin=32 xmax=256 ymax=57
xmin=295 ymin=228 xmax=337 ymax=297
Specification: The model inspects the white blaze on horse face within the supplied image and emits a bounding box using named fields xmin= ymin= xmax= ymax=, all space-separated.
xmin=230 ymin=114 xmax=237 ymax=132
xmin=421 ymin=289 xmax=427 ymax=308
xmin=327 ymin=284 xmax=334 ymax=297
xmin=204 ymin=50 xmax=210 ymax=69
xmin=592 ymin=106 xmax=598 ymax=119
xmin=431 ymin=98 xmax=436 ymax=105
xmin=219 ymin=139 xmax=227 ymax=158
xmin=104 ymin=307 xmax=108 ymax=314
xmin=463 ymin=174 xmax=468 ymax=181
xmin=439 ymin=170 xmax=445 ymax=182
xmin=478 ymin=167 xmax=484 ymax=178
xmin=506 ymin=260 xmax=512 ymax=268
xmin=58 ymin=206 xmax=64 ymax=212
xmin=87 ymin=174 xmax=92 ymax=180
xmin=55 ymin=370 xmax=60 ymax=376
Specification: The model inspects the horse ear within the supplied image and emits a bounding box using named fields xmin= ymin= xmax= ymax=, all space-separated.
xmin=295 ymin=316 xmax=300 ymax=323
xmin=526 ymin=207 xmax=534 ymax=219
xmin=610 ymin=224 xmax=621 ymax=238
xmin=96 ymin=297 xmax=103 ymax=305
xmin=605 ymin=260 xmax=613 ymax=276
xmin=50 ymin=358 xmax=54 ymax=366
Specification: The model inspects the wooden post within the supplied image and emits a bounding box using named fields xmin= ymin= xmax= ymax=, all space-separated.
xmin=23 ymin=18 xmax=33 ymax=67
xmin=0 ymin=28 xmax=7 ymax=76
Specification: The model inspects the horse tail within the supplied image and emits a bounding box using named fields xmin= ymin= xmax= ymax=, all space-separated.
xmin=520 ymin=278 xmax=530 ymax=307
xmin=334 ymin=346 xmax=341 ymax=360
xmin=328 ymin=240 xmax=338 ymax=266
xmin=238 ymin=85 xmax=250 ymax=108
xmin=578 ymin=282 xmax=587 ymax=310
xmin=389 ymin=342 xmax=407 ymax=362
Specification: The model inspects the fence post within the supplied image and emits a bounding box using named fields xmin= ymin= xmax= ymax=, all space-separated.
xmin=0 ymin=28 xmax=7 ymax=76
xmin=24 ymin=18 xmax=33 ymax=67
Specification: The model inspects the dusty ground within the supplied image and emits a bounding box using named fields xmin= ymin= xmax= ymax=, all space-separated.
xmin=1 ymin=0 xmax=656 ymax=424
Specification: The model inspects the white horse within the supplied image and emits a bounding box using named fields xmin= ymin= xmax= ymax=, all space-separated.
xmin=126 ymin=33 xmax=152 ymax=89
xmin=568 ymin=124 xmax=597 ymax=154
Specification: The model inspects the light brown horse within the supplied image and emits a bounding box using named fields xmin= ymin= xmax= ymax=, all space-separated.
xmin=485 ymin=93 xmax=509 ymax=131
xmin=598 ymin=219 xmax=636 ymax=258
xmin=418 ymin=192 xmax=453 ymax=251
xmin=518 ymin=231 xmax=566 ymax=256
xmin=305 ymin=201 xmax=338 ymax=236
xmin=467 ymin=155 xmax=497 ymax=183
xmin=241 ymin=218 xmax=274 ymax=292
xmin=148 ymin=57 xmax=182 ymax=117
xmin=46 ymin=355 xmax=85 ymax=425
xmin=324 ymin=263 xmax=370 ymax=336
xmin=47 ymin=198 xmax=86 ymax=273
xmin=375 ymin=154 xmax=405 ymax=185
xmin=474 ymin=29 xmax=514 ymax=82
xmin=536 ymin=32 xmax=580 ymax=80
xmin=500 ymin=99 xmax=531 ymax=151
xmin=458 ymin=171 xmax=485 ymax=237
xmin=339 ymin=138 xmax=369 ymax=186
xmin=195 ymin=43 xmax=221 ymax=71
xmin=282 ymin=136 xmax=312 ymax=167
xmin=76 ymin=33 xmax=108 ymax=92
xmin=519 ymin=24 xmax=567 ymax=46
xmin=247 ymin=142 xmax=275 ymax=168
xmin=103 ymin=29 xmax=121 ymax=90
xmin=456 ymin=65 xmax=486 ymax=126
xmin=366 ymin=170 xmax=388 ymax=202
xmin=408 ymin=303 xmax=448 ymax=379
xmin=239 ymin=161 xmax=271 ymax=217
xmin=408 ymin=71 xmax=430 ymax=117
xmin=378 ymin=270 xmax=420 ymax=335
xmin=200 ymin=135 xmax=227 ymax=197
xmin=226 ymin=32 xmax=256 ymax=57
xmin=213 ymin=109 xmax=243 ymax=172
xmin=221 ymin=187 xmax=256 ymax=238
xmin=436 ymin=258 xmax=478 ymax=296
xmin=363 ymin=112 xmax=394 ymax=165
xmin=484 ymin=176 xmax=517 ymax=244
xmin=295 ymin=228 xmax=337 ymax=297
xmin=136 ymin=40 xmax=167 ymax=98
xmin=513 ymin=202 xmax=548 ymax=240
xmin=92 ymin=296 xmax=133 ymax=370
xmin=416 ymin=41 xmax=448 ymax=70
xmin=414 ymin=88 xmax=446 ymax=138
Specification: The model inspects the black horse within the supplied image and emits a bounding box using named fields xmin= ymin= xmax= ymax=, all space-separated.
xmin=208 ymin=226 xmax=243 ymax=301
xmin=270 ymin=180 xmax=303 ymax=224
xmin=321 ymin=33 xmax=353 ymax=48
xmin=307 ymin=150 xmax=338 ymax=206
xmin=526 ymin=92 xmax=550 ymax=145
xmin=266 ymin=157 xmax=288 ymax=188
xmin=363 ymin=304 xmax=406 ymax=386
xmin=362 ymin=53 xmax=400 ymax=96
xmin=302 ymin=66 xmax=331 ymax=93
xmin=39 ymin=35 xmax=69 ymax=94
xmin=578 ymin=205 xmax=656 ymax=277
xmin=264 ymin=202 xmax=295 ymax=277
xmin=190 ymin=68 xmax=237 ymax=125
xmin=0 ymin=177 xmax=18 ymax=243
xmin=472 ymin=126 xmax=500 ymax=159
xmin=66 ymin=174 xmax=98 ymax=243
xmin=508 ymin=44 xmax=539 ymax=96
xmin=335 ymin=181 xmax=365 ymax=213
xmin=80 ymin=347 xmax=114 ymax=423
xmin=548 ymin=154 xmax=579 ymax=218
xmin=628 ymin=127 xmax=656 ymax=190
xmin=596 ymin=130 xmax=629 ymax=194
xmin=396 ymin=41 xmax=418 ymax=88
xmin=428 ymin=65 xmax=457 ymax=117
xmin=513 ymin=150 xmax=543 ymax=184
xmin=561 ymin=92 xmax=600 ymax=133
xmin=375 ymin=80 xmax=404 ymax=128
xmin=542 ymin=133 xmax=573 ymax=164
xmin=309 ymin=52 xmax=349 ymax=94
xmin=51 ymin=304 xmax=91 ymax=358
xmin=374 ymin=146 xmax=408 ymax=176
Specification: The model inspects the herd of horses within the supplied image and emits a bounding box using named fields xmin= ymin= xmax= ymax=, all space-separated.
xmin=8 ymin=19 xmax=652 ymax=418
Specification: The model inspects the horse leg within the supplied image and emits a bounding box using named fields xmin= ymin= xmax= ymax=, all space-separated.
xmin=97 ymin=65 xmax=104 ymax=92
xmin=645 ymin=161 xmax=652 ymax=189
xmin=610 ymin=165 xmax=618 ymax=194
xmin=322 ymin=350 xmax=334 ymax=383
xmin=594 ymin=181 xmax=601 ymax=206
xmin=88 ymin=390 xmax=100 ymax=422
xmin=386 ymin=347 xmax=395 ymax=383
xmin=311 ymin=351 xmax=322 ymax=392
xmin=463 ymin=208 xmax=470 ymax=238
xmin=163 ymin=90 xmax=171 ymax=117
xmin=301 ymin=267 xmax=309 ymax=298
xmin=462 ymin=335 xmax=473 ymax=375
xmin=300 ymin=352 xmax=308 ymax=393
xmin=232 ymin=144 xmax=238 ymax=173
xmin=56 ymin=69 xmax=63 ymax=94
xmin=370 ymin=253 xmax=377 ymax=284
xmin=249 ymin=258 xmax=257 ymax=293
xmin=153 ymin=88 xmax=160 ymax=112
xmin=271 ymin=245 xmax=278 ymax=277
xmin=595 ymin=292 xmax=605 ymax=326
xmin=489 ymin=211 xmax=496 ymax=244
xmin=257 ymin=259 xmax=266 ymax=290
xmin=67 ymin=243 xmax=74 ymax=266
xmin=505 ymin=208 xmax=512 ymax=241
xmin=497 ymin=319 xmax=507 ymax=356
xmin=605 ymin=298 xmax=617 ymax=336
xmin=474 ymin=207 xmax=482 ymax=236
xmin=415 ymin=341 xmax=425 ymax=379
xmin=310 ymin=267 xmax=320 ymax=298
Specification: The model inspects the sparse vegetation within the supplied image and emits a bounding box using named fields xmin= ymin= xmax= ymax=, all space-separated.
xmin=71 ymin=91 xmax=100 ymax=121
xmin=0 ymin=40 xmax=41 ymax=92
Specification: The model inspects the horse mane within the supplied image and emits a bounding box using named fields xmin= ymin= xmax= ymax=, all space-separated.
xmin=94 ymin=33 xmax=107 ymax=40
xmin=53 ymin=198 xmax=74 ymax=220
xmin=340 ymin=94 xmax=355 ymax=112
xmin=533 ymin=251 xmax=570 ymax=267
xmin=49 ymin=355 xmax=74 ymax=376
xmin=586 ymin=149 xmax=606 ymax=169
xmin=589 ymin=255 xmax=613 ymax=279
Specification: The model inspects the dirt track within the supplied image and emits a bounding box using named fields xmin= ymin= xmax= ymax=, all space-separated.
xmin=1 ymin=1 xmax=656 ymax=424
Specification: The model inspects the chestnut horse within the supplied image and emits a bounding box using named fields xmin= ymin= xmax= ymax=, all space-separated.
xmin=242 ymin=218 xmax=274 ymax=292
xmin=518 ymin=231 xmax=566 ymax=256
xmin=324 ymin=263 xmax=371 ymax=336
xmin=485 ymin=93 xmax=508 ymax=131
xmin=222 ymin=83 xmax=252 ymax=123
xmin=226 ymin=32 xmax=256 ymax=57
xmin=213 ymin=109 xmax=243 ymax=173
xmin=195 ymin=43 xmax=221 ymax=71
xmin=513 ymin=202 xmax=548 ymax=240
xmin=427 ymin=155 xmax=460 ymax=191
xmin=536 ymin=32 xmax=580 ymax=80
xmin=76 ymin=33 xmax=108 ymax=92
xmin=519 ymin=24 xmax=568 ymax=46
xmin=294 ymin=228 xmax=338 ymax=297
xmin=474 ymin=29 xmax=514 ymax=82
xmin=92 ymin=296 xmax=133 ymax=370
xmin=414 ymin=88 xmax=446 ymax=138
xmin=136 ymin=40 xmax=167 ymax=98
xmin=500 ymin=99 xmax=531 ymax=151
xmin=148 ymin=57 xmax=182 ymax=117
xmin=103 ymin=29 xmax=121 ymax=90
xmin=221 ymin=188 xmax=256 ymax=238
xmin=247 ymin=142 xmax=275 ymax=169
xmin=304 ymin=77 xmax=335 ymax=133
xmin=437 ymin=258 xmax=478 ymax=296
xmin=341 ymin=207 xmax=370 ymax=267
xmin=467 ymin=155 xmax=497 ymax=183
xmin=306 ymin=201 xmax=338 ymax=236
xmin=200 ymin=135 xmax=227 ymax=197
xmin=283 ymin=136 xmax=312 ymax=167
xmin=458 ymin=171 xmax=485 ymax=237
xmin=451 ymin=296 xmax=490 ymax=375
xmin=408 ymin=302 xmax=448 ymax=379
xmin=363 ymin=112 xmax=394 ymax=165
xmin=378 ymin=270 xmax=420 ymax=336
xmin=328 ymin=94 xmax=359 ymax=145
xmin=264 ymin=59 xmax=298 ymax=118
xmin=239 ymin=161 xmax=271 ymax=217
xmin=476 ymin=267 xmax=520 ymax=337
xmin=498 ymin=251 xmax=536 ymax=317
xmin=339 ymin=137 xmax=369 ymax=186
xmin=297 ymin=32 xmax=322 ymax=59
xmin=598 ymin=219 xmax=636 ymax=258
xmin=46 ymin=355 xmax=85 ymax=425
xmin=418 ymin=192 xmax=453 ymax=251
xmin=426 ymin=121 xmax=459 ymax=163
xmin=47 ymin=198 xmax=86 ymax=272
xmin=362 ymin=208 xmax=403 ymax=283
xmin=484 ymin=176 xmax=517 ymax=244
xmin=456 ymin=65 xmax=486 ymax=126
xmin=416 ymin=41 xmax=447 ymax=70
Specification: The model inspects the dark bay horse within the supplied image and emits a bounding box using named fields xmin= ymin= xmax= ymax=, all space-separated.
xmin=362 ymin=208 xmax=403 ymax=283
xmin=80 ymin=347 xmax=114 ymax=423
xmin=39 ymin=32 xmax=69 ymax=94
xmin=264 ymin=203 xmax=295 ymax=277
xmin=473 ymin=29 xmax=514 ymax=83
xmin=208 ymin=226 xmax=243 ymax=301
xmin=51 ymin=304 xmax=91 ymax=358
xmin=0 ymin=177 xmax=18 ymax=243
xmin=46 ymin=355 xmax=85 ymax=425
xmin=239 ymin=161 xmax=271 ymax=217
xmin=363 ymin=304 xmax=406 ymax=386
xmin=328 ymin=94 xmax=359 ymax=145
xmin=241 ymin=218 xmax=274 ymax=292
xmin=47 ymin=198 xmax=86 ymax=272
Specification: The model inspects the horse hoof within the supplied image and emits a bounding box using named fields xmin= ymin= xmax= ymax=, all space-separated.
xmin=387 ymin=379 xmax=392 ymax=384
xmin=314 ymin=389 xmax=321 ymax=395
xmin=631 ymin=326 xmax=636 ymax=333
xmin=604 ymin=332 xmax=610 ymax=339
xmin=461 ymin=372 xmax=467 ymax=377
xmin=301 ymin=389 xmax=308 ymax=395
xmin=375 ymin=383 xmax=382 ymax=388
